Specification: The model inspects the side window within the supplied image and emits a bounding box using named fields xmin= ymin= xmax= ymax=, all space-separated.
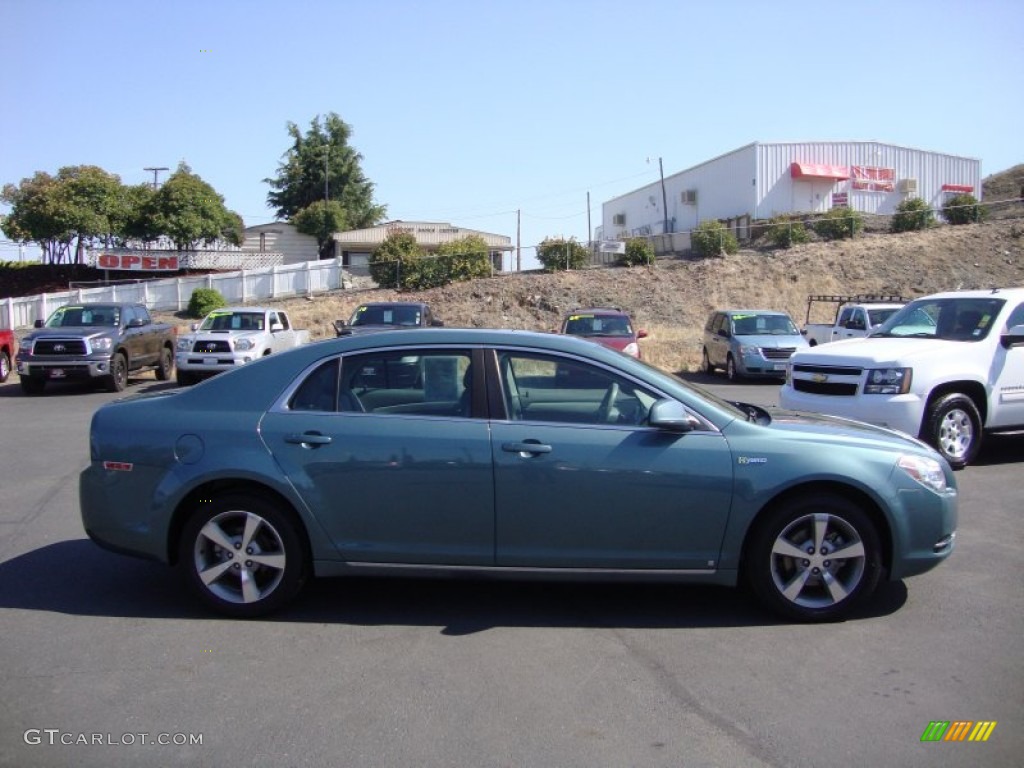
xmin=135 ymin=306 xmax=152 ymax=325
xmin=290 ymin=359 xmax=339 ymax=412
xmin=848 ymin=309 xmax=865 ymax=330
xmin=497 ymin=351 xmax=656 ymax=426
xmin=1005 ymin=302 xmax=1024 ymax=331
xmin=342 ymin=350 xmax=474 ymax=417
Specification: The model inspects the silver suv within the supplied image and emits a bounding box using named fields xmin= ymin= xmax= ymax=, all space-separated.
xmin=702 ymin=309 xmax=809 ymax=381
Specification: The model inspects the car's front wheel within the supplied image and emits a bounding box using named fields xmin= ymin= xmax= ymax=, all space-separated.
xmin=922 ymin=392 xmax=981 ymax=469
xmin=179 ymin=493 xmax=308 ymax=618
xmin=726 ymin=354 xmax=740 ymax=382
xmin=746 ymin=493 xmax=882 ymax=622
xmin=106 ymin=352 xmax=128 ymax=392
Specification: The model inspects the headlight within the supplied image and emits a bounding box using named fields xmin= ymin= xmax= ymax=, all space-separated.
xmin=91 ymin=337 xmax=113 ymax=352
xmin=176 ymin=338 xmax=192 ymax=351
xmin=897 ymin=455 xmax=947 ymax=493
xmin=622 ymin=342 xmax=640 ymax=358
xmin=864 ymin=367 xmax=912 ymax=394
xmin=738 ymin=344 xmax=759 ymax=356
xmin=233 ymin=337 xmax=256 ymax=351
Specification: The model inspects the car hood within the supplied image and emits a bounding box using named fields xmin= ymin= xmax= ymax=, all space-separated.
xmin=577 ymin=335 xmax=633 ymax=352
xmin=750 ymin=406 xmax=934 ymax=454
xmin=22 ymin=327 xmax=112 ymax=341
xmin=735 ymin=333 xmax=807 ymax=349
xmin=791 ymin=337 xmax=970 ymax=366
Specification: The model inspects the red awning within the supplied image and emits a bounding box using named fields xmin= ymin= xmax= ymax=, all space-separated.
xmin=791 ymin=162 xmax=851 ymax=181
xmin=942 ymin=184 xmax=974 ymax=193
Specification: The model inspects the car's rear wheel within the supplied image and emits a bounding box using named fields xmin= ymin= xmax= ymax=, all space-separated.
xmin=746 ymin=493 xmax=882 ymax=622
xmin=0 ymin=350 xmax=11 ymax=383
xmin=106 ymin=352 xmax=128 ymax=392
xmin=180 ymin=493 xmax=308 ymax=618
xmin=156 ymin=346 xmax=174 ymax=381
xmin=701 ymin=348 xmax=715 ymax=374
xmin=922 ymin=392 xmax=981 ymax=470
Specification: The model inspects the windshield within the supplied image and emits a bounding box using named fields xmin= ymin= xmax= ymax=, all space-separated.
xmin=199 ymin=311 xmax=265 ymax=331
xmin=730 ymin=313 xmax=798 ymax=336
xmin=564 ymin=313 xmax=634 ymax=337
xmin=351 ymin=305 xmax=423 ymax=327
xmin=46 ymin=305 xmax=120 ymax=328
xmin=872 ymin=297 xmax=1004 ymax=340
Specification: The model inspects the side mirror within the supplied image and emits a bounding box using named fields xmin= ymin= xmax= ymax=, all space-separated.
xmin=637 ymin=328 xmax=649 ymax=339
xmin=1000 ymin=324 xmax=1024 ymax=349
xmin=127 ymin=318 xmax=145 ymax=328
xmin=718 ymin=329 xmax=730 ymax=339
xmin=34 ymin=319 xmax=44 ymax=328
xmin=332 ymin=320 xmax=347 ymax=336
xmin=190 ymin=323 xmax=199 ymax=331
xmin=270 ymin=321 xmax=284 ymax=332
xmin=648 ymin=399 xmax=701 ymax=432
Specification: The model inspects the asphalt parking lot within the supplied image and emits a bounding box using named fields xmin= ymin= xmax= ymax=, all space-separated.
xmin=1 ymin=373 xmax=1021 ymax=767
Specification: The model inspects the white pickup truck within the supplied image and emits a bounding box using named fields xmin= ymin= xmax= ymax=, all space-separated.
xmin=175 ymin=306 xmax=310 ymax=386
xmin=781 ymin=287 xmax=1024 ymax=468
xmin=801 ymin=294 xmax=907 ymax=346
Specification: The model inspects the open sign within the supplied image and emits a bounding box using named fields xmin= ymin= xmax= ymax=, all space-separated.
xmin=97 ymin=253 xmax=180 ymax=271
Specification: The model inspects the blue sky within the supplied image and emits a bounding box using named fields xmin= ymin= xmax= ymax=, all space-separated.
xmin=1 ymin=0 xmax=1021 ymax=266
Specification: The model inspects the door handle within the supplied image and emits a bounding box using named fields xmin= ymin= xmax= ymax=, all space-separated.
xmin=502 ymin=441 xmax=552 ymax=456
xmin=285 ymin=432 xmax=332 ymax=447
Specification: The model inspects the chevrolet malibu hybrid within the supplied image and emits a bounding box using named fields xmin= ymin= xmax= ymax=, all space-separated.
xmin=80 ymin=328 xmax=957 ymax=622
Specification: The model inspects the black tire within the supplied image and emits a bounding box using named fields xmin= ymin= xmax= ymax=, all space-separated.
xmin=0 ymin=350 xmax=10 ymax=383
xmin=156 ymin=346 xmax=174 ymax=381
xmin=106 ymin=352 xmax=128 ymax=392
xmin=726 ymin=354 xmax=740 ymax=382
xmin=179 ymin=493 xmax=308 ymax=618
xmin=701 ymin=348 xmax=715 ymax=375
xmin=177 ymin=370 xmax=198 ymax=387
xmin=922 ymin=392 xmax=982 ymax=470
xmin=746 ymin=493 xmax=882 ymax=622
xmin=20 ymin=375 xmax=46 ymax=395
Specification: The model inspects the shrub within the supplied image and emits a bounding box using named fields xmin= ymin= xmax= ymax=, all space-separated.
xmin=942 ymin=193 xmax=986 ymax=225
xmin=537 ymin=237 xmax=589 ymax=271
xmin=619 ymin=238 xmax=654 ymax=266
xmin=187 ymin=287 xmax=226 ymax=318
xmin=813 ymin=207 xmax=863 ymax=240
xmin=435 ymin=235 xmax=493 ymax=282
xmin=765 ymin=216 xmax=809 ymax=248
xmin=369 ymin=231 xmax=424 ymax=289
xmin=691 ymin=220 xmax=739 ymax=258
xmin=890 ymin=198 xmax=935 ymax=233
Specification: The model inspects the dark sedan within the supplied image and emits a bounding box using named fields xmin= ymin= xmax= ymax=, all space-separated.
xmin=80 ymin=328 xmax=957 ymax=621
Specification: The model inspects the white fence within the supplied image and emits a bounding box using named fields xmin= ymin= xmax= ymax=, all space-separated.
xmin=2 ymin=258 xmax=354 ymax=330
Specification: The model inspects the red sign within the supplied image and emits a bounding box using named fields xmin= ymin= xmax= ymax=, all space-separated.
xmin=941 ymin=184 xmax=974 ymax=193
xmin=832 ymin=192 xmax=849 ymax=207
xmin=98 ymin=253 xmax=180 ymax=271
xmin=851 ymin=166 xmax=895 ymax=192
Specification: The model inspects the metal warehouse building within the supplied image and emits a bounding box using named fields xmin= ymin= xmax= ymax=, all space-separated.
xmin=599 ymin=141 xmax=980 ymax=253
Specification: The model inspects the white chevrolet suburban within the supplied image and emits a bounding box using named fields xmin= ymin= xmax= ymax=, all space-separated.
xmin=780 ymin=288 xmax=1024 ymax=468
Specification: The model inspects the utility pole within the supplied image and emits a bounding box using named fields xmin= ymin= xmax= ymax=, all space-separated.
xmin=658 ymin=157 xmax=669 ymax=236
xmin=586 ymin=192 xmax=592 ymax=249
xmin=144 ymin=166 xmax=169 ymax=189
xmin=516 ymin=209 xmax=521 ymax=272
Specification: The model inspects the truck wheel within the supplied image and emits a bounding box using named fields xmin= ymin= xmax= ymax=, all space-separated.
xmin=20 ymin=375 xmax=46 ymax=395
xmin=179 ymin=493 xmax=308 ymax=618
xmin=922 ymin=393 xmax=982 ymax=469
xmin=746 ymin=493 xmax=882 ymax=622
xmin=701 ymin=348 xmax=715 ymax=375
xmin=0 ymin=350 xmax=10 ymax=383
xmin=156 ymin=347 xmax=174 ymax=381
xmin=726 ymin=354 xmax=740 ymax=382
xmin=106 ymin=353 xmax=128 ymax=392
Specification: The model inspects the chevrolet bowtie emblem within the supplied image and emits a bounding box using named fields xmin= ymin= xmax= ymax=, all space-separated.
xmin=812 ymin=373 xmax=829 ymax=383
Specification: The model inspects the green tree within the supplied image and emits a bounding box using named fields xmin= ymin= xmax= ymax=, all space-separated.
xmin=1 ymin=171 xmax=69 ymax=263
xmin=537 ymin=237 xmax=589 ymax=271
xmin=150 ymin=162 xmax=244 ymax=250
xmin=942 ymin=193 xmax=986 ymax=225
xmin=292 ymin=199 xmax=349 ymax=258
xmin=111 ymin=183 xmax=160 ymax=246
xmin=435 ymin=235 xmax=492 ymax=282
xmin=265 ymin=113 xmax=386 ymax=232
xmin=619 ymin=237 xmax=654 ymax=266
xmin=691 ymin=220 xmax=739 ymax=257
xmin=891 ymin=198 xmax=935 ymax=233
xmin=369 ymin=230 xmax=423 ymax=289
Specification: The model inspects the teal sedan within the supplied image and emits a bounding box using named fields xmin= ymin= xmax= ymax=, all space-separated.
xmin=80 ymin=328 xmax=957 ymax=621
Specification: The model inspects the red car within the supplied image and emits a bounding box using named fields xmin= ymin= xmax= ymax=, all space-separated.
xmin=559 ymin=307 xmax=648 ymax=359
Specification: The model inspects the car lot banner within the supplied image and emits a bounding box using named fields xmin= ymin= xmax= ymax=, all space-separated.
xmin=96 ymin=252 xmax=180 ymax=271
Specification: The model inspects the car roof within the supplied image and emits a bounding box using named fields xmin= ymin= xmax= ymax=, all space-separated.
xmin=214 ymin=307 xmax=276 ymax=313
xmin=916 ymin=287 xmax=1024 ymax=301
xmin=715 ymin=309 xmax=791 ymax=316
xmin=567 ymin=307 xmax=628 ymax=316
xmin=357 ymin=301 xmax=428 ymax=308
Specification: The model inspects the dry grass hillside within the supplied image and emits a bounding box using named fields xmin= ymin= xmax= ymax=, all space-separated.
xmin=156 ymin=217 xmax=1024 ymax=374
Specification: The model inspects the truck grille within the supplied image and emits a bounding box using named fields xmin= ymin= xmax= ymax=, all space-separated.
xmin=33 ymin=338 xmax=88 ymax=356
xmin=762 ymin=347 xmax=796 ymax=360
xmin=791 ymin=363 xmax=863 ymax=396
xmin=191 ymin=340 xmax=231 ymax=354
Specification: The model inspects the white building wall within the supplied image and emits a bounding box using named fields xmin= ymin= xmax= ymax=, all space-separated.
xmin=664 ymin=144 xmax=758 ymax=231
xmin=242 ymin=223 xmax=320 ymax=264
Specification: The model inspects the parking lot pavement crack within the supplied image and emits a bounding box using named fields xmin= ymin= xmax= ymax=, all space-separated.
xmin=609 ymin=627 xmax=787 ymax=768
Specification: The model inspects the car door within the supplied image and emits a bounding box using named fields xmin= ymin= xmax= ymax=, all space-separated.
xmin=121 ymin=306 xmax=152 ymax=367
xmin=259 ymin=348 xmax=495 ymax=565
xmin=489 ymin=349 xmax=734 ymax=570
xmin=989 ymin=300 xmax=1024 ymax=428
xmin=708 ymin=313 xmax=728 ymax=368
